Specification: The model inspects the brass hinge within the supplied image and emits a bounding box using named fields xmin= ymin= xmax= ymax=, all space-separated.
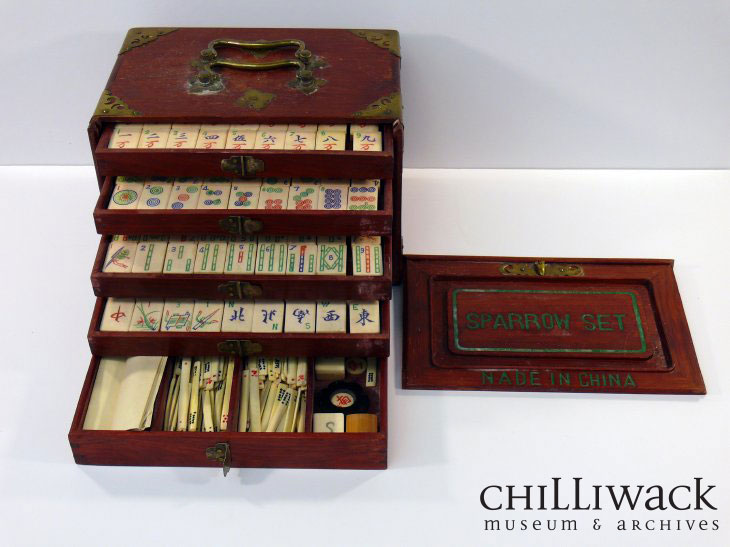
xmin=205 ymin=442 xmax=231 ymax=476
xmin=218 ymin=281 xmax=263 ymax=299
xmin=499 ymin=260 xmax=584 ymax=277
xmin=218 ymin=339 xmax=263 ymax=356
xmin=218 ymin=216 xmax=264 ymax=235
xmin=220 ymin=156 xmax=265 ymax=177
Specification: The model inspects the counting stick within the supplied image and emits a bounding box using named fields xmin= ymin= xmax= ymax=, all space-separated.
xmin=296 ymin=389 xmax=307 ymax=432
xmin=163 ymin=363 xmax=179 ymax=430
xmin=176 ymin=358 xmax=192 ymax=431
xmin=238 ymin=362 xmax=250 ymax=432
xmin=202 ymin=390 xmax=215 ymax=432
xmin=260 ymin=379 xmax=272 ymax=412
xmin=188 ymin=360 xmax=201 ymax=432
xmin=257 ymin=358 xmax=267 ymax=388
xmin=220 ymin=359 xmax=234 ymax=431
xmin=166 ymin=361 xmax=182 ymax=431
xmin=296 ymin=357 xmax=307 ymax=388
xmin=214 ymin=359 xmax=227 ymax=426
xmin=260 ymin=379 xmax=280 ymax=431
xmin=287 ymin=359 xmax=297 ymax=386
xmin=284 ymin=388 xmax=300 ymax=432
xmin=272 ymin=358 xmax=283 ymax=379
xmin=248 ymin=367 xmax=262 ymax=432
xmin=266 ymin=385 xmax=292 ymax=432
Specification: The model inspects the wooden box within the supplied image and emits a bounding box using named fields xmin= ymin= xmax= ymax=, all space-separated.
xmin=70 ymin=27 xmax=402 ymax=471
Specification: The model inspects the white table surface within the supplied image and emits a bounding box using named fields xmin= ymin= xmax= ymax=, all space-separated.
xmin=0 ymin=167 xmax=728 ymax=546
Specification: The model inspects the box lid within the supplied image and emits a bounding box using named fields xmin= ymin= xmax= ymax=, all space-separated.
xmin=93 ymin=28 xmax=401 ymax=123
xmin=403 ymin=255 xmax=704 ymax=394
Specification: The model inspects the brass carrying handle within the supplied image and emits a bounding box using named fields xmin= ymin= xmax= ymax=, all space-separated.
xmin=192 ymin=38 xmax=321 ymax=94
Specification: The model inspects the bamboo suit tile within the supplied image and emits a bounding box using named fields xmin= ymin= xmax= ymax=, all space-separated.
xmin=167 ymin=179 xmax=202 ymax=209
xmin=224 ymin=236 xmax=257 ymax=274
xmin=195 ymin=124 xmax=230 ymax=149
xmin=348 ymin=301 xmax=380 ymax=333
xmin=138 ymin=124 xmax=171 ymax=148
xmin=163 ymin=237 xmax=196 ymax=273
xmin=166 ymin=124 xmax=201 ymax=149
xmin=191 ymin=301 xmax=224 ymax=332
xmin=284 ymin=301 xmax=315 ymax=333
xmin=222 ymin=300 xmax=254 ymax=332
xmin=348 ymin=180 xmax=380 ymax=210
xmin=288 ymin=179 xmax=319 ymax=210
xmin=255 ymin=236 xmax=288 ymax=275
xmin=109 ymin=124 xmax=142 ymax=149
xmin=254 ymin=124 xmax=286 ymax=150
xmin=100 ymin=298 xmax=135 ymax=331
xmin=132 ymin=239 xmax=168 ymax=273
xmin=102 ymin=235 xmax=138 ymax=273
xmin=286 ymin=240 xmax=318 ymax=275
xmin=197 ymin=181 xmax=231 ymax=209
xmin=225 ymin=124 xmax=258 ymax=150
xmin=108 ymin=179 xmax=143 ymax=209
xmin=137 ymin=180 xmax=173 ymax=209
xmin=258 ymin=180 xmax=290 ymax=209
xmin=316 ymin=236 xmax=346 ymax=275
xmin=318 ymin=181 xmax=349 ymax=210
xmin=161 ymin=300 xmax=194 ymax=332
xmin=129 ymin=300 xmax=164 ymax=332
xmin=228 ymin=181 xmax=261 ymax=209
xmin=315 ymin=301 xmax=347 ymax=333
xmin=252 ymin=301 xmax=285 ymax=333
xmin=352 ymin=240 xmax=383 ymax=276
xmin=194 ymin=240 xmax=228 ymax=274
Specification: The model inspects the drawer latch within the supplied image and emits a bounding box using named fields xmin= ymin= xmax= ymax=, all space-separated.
xmin=205 ymin=442 xmax=231 ymax=477
xmin=218 ymin=339 xmax=263 ymax=356
xmin=221 ymin=156 xmax=265 ymax=177
xmin=218 ymin=216 xmax=263 ymax=235
xmin=218 ymin=281 xmax=263 ymax=299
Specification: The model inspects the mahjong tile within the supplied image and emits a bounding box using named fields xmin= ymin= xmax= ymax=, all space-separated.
xmin=137 ymin=181 xmax=173 ymax=209
xmin=191 ymin=301 xmax=224 ymax=332
xmin=365 ymin=358 xmax=377 ymax=387
xmin=195 ymin=124 xmax=230 ymax=149
xmin=138 ymin=124 xmax=171 ymax=149
xmin=348 ymin=301 xmax=380 ymax=333
xmin=129 ymin=300 xmax=164 ymax=332
xmin=352 ymin=242 xmax=383 ymax=276
xmin=225 ymin=124 xmax=259 ymax=150
xmin=254 ymin=126 xmax=286 ymax=150
xmin=284 ymin=126 xmax=317 ymax=150
xmin=109 ymin=124 xmax=142 ymax=149
xmin=252 ymin=300 xmax=285 ymax=333
xmin=222 ymin=300 xmax=254 ymax=332
xmin=102 ymin=235 xmax=138 ymax=273
xmin=131 ymin=240 xmax=168 ymax=273
xmin=163 ymin=237 xmax=197 ymax=273
xmin=288 ymin=179 xmax=319 ymax=210
xmin=347 ymin=180 xmax=380 ymax=210
xmin=352 ymin=235 xmax=381 ymax=245
xmin=99 ymin=298 xmax=134 ymax=331
xmin=194 ymin=240 xmax=228 ymax=274
xmin=284 ymin=301 xmax=315 ymax=333
xmin=224 ymin=236 xmax=257 ymax=274
xmin=318 ymin=181 xmax=349 ymax=210
xmin=161 ymin=300 xmax=194 ymax=332
xmin=286 ymin=241 xmax=318 ymax=275
xmin=228 ymin=181 xmax=261 ymax=209
xmin=108 ymin=180 xmax=143 ymax=209
xmin=197 ymin=181 xmax=231 ymax=209
xmin=316 ymin=238 xmax=346 ymax=275
xmin=167 ymin=179 xmax=202 ymax=209
xmin=166 ymin=124 xmax=201 ymax=149
xmin=352 ymin=129 xmax=382 ymax=152
xmin=255 ymin=237 xmax=288 ymax=275
xmin=349 ymin=123 xmax=378 ymax=135
xmin=288 ymin=124 xmax=318 ymax=132
xmin=257 ymin=180 xmax=290 ymax=209
xmin=313 ymin=413 xmax=344 ymax=433
xmin=315 ymin=127 xmax=346 ymax=151
xmin=315 ymin=301 xmax=347 ymax=333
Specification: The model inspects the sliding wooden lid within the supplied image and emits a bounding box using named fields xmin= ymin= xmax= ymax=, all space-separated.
xmin=92 ymin=28 xmax=401 ymax=124
xmin=403 ymin=256 xmax=704 ymax=395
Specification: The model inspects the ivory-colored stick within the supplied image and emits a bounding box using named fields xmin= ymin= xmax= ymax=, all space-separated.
xmin=283 ymin=388 xmax=300 ymax=433
xmin=260 ymin=380 xmax=280 ymax=430
xmin=176 ymin=358 xmax=192 ymax=431
xmin=260 ymin=379 xmax=272 ymax=414
xmin=248 ymin=368 xmax=262 ymax=432
xmin=296 ymin=389 xmax=307 ymax=433
xmin=188 ymin=360 xmax=201 ymax=431
xmin=296 ymin=357 xmax=307 ymax=388
xmin=266 ymin=386 xmax=292 ymax=432
xmin=214 ymin=359 xmax=226 ymax=426
xmin=238 ymin=363 xmax=250 ymax=432
xmin=287 ymin=359 xmax=297 ymax=386
xmin=219 ymin=359 xmax=234 ymax=431
xmin=202 ymin=390 xmax=215 ymax=432
xmin=163 ymin=375 xmax=178 ymax=431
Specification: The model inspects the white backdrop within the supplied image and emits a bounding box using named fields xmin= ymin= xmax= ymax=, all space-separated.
xmin=1 ymin=0 xmax=728 ymax=168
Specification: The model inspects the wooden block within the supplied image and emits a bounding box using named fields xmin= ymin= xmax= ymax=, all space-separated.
xmin=346 ymin=413 xmax=378 ymax=433
xmin=352 ymin=129 xmax=382 ymax=152
xmin=313 ymin=413 xmax=344 ymax=433
xmin=191 ymin=300 xmax=224 ymax=332
xmin=109 ymin=124 xmax=142 ymax=149
xmin=252 ymin=300 xmax=284 ymax=333
xmin=194 ymin=240 xmax=228 ymax=274
xmin=365 ymin=357 xmax=377 ymax=387
xmin=195 ymin=124 xmax=230 ymax=149
xmin=314 ymin=357 xmax=345 ymax=380
xmin=228 ymin=181 xmax=261 ymax=209
xmin=100 ymin=298 xmax=135 ymax=331
xmin=224 ymin=236 xmax=257 ymax=274
xmin=348 ymin=301 xmax=380 ymax=333
xmin=318 ymin=181 xmax=349 ymax=210
xmin=257 ymin=180 xmax=289 ymax=209
xmin=138 ymin=124 xmax=171 ymax=149
xmin=315 ymin=301 xmax=347 ymax=333
xmin=197 ymin=180 xmax=231 ymax=209
xmin=222 ymin=300 xmax=254 ymax=333
xmin=254 ymin=125 xmax=286 ymax=150
xmin=225 ymin=125 xmax=258 ymax=150
xmin=284 ymin=125 xmax=317 ymax=150
xmin=316 ymin=237 xmax=346 ymax=275
xmin=288 ymin=179 xmax=319 ymax=210
xmin=166 ymin=124 xmax=201 ymax=149
xmin=352 ymin=242 xmax=383 ymax=276
xmin=161 ymin=300 xmax=194 ymax=332
xmin=132 ymin=239 xmax=168 ymax=273
xmin=286 ymin=241 xmax=318 ymax=275
xmin=255 ymin=236 xmax=288 ymax=275
xmin=284 ymin=301 xmax=316 ymax=333
xmin=348 ymin=180 xmax=380 ymax=210
xmin=108 ymin=180 xmax=143 ymax=209
xmin=167 ymin=179 xmax=202 ymax=209
xmin=137 ymin=180 xmax=173 ymax=209
xmin=129 ymin=300 xmax=164 ymax=332
xmin=163 ymin=237 xmax=196 ymax=273
xmin=102 ymin=235 xmax=138 ymax=273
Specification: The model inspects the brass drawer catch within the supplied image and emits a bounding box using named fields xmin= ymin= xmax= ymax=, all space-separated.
xmin=205 ymin=442 xmax=231 ymax=476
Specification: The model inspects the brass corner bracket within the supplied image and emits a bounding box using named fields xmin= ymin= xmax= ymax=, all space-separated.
xmin=500 ymin=260 xmax=584 ymax=277
xmin=94 ymin=90 xmax=141 ymax=117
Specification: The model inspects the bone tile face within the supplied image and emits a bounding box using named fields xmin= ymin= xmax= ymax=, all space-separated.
xmin=139 ymin=124 xmax=171 ymax=149
xmin=258 ymin=180 xmax=290 ymax=209
xmin=348 ymin=301 xmax=380 ymax=333
xmin=137 ymin=180 xmax=173 ymax=209
xmin=315 ymin=301 xmax=347 ymax=333
xmin=318 ymin=181 xmax=349 ymax=210
xmin=163 ymin=237 xmax=196 ymax=273
xmin=224 ymin=237 xmax=257 ymax=274
xmin=167 ymin=124 xmax=201 ymax=149
xmin=349 ymin=123 xmax=379 ymax=135
xmin=255 ymin=238 xmax=288 ymax=275
xmin=197 ymin=181 xmax=231 ymax=209
xmin=284 ymin=301 xmax=316 ymax=333
xmin=102 ymin=235 xmax=138 ymax=273
xmin=167 ymin=180 xmax=202 ymax=209
xmin=161 ymin=300 xmax=194 ymax=332
xmin=100 ymin=298 xmax=135 ymax=331
xmin=348 ymin=180 xmax=380 ymax=210
xmin=288 ymin=180 xmax=319 ymax=210
xmin=222 ymin=300 xmax=254 ymax=333
xmin=109 ymin=124 xmax=142 ymax=149
xmin=108 ymin=181 xmax=143 ymax=209
xmin=284 ymin=127 xmax=317 ymax=150
xmin=194 ymin=241 xmax=228 ymax=274
xmin=286 ymin=242 xmax=318 ymax=275
xmin=254 ymin=127 xmax=286 ymax=150
xmin=225 ymin=125 xmax=258 ymax=150
xmin=132 ymin=240 xmax=168 ymax=273
xmin=195 ymin=125 xmax=230 ymax=149
xmin=352 ymin=130 xmax=382 ymax=152
xmin=315 ymin=128 xmax=347 ymax=151
xmin=252 ymin=301 xmax=285 ymax=333
xmin=228 ymin=181 xmax=261 ymax=209
xmin=316 ymin=240 xmax=346 ymax=275
xmin=129 ymin=300 xmax=164 ymax=332
xmin=352 ymin=242 xmax=383 ymax=276
xmin=313 ymin=412 xmax=344 ymax=433
xmin=191 ymin=301 xmax=224 ymax=332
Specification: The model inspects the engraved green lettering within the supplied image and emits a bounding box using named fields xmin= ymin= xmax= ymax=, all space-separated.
xmin=524 ymin=313 xmax=541 ymax=330
xmin=480 ymin=313 xmax=491 ymax=328
xmin=530 ymin=371 xmax=541 ymax=386
xmin=578 ymin=373 xmax=589 ymax=387
xmin=481 ymin=371 xmax=494 ymax=385
xmin=624 ymin=374 xmax=636 ymax=388
xmin=466 ymin=312 xmax=481 ymax=330
xmin=613 ymin=313 xmax=626 ymax=331
xmin=554 ymin=314 xmax=570 ymax=330
xmin=608 ymin=374 xmax=621 ymax=387
xmin=559 ymin=373 xmax=571 ymax=385
xmin=515 ymin=371 xmax=527 ymax=385
xmin=499 ymin=372 xmax=512 ymax=385
xmin=508 ymin=313 xmax=524 ymax=330
xmin=582 ymin=313 xmax=596 ymax=331
xmin=493 ymin=314 xmax=508 ymax=329
xmin=597 ymin=314 xmax=613 ymax=331
xmin=541 ymin=313 xmax=554 ymax=330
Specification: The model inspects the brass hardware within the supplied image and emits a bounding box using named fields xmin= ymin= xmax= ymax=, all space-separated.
xmin=218 ymin=340 xmax=263 ymax=356
xmin=119 ymin=27 xmax=178 ymax=54
xmin=218 ymin=216 xmax=264 ymax=236
xmin=218 ymin=281 xmax=263 ymax=299
xmin=236 ymin=88 xmax=276 ymax=111
xmin=353 ymin=92 xmax=402 ymax=119
xmin=205 ymin=442 xmax=231 ymax=477
xmin=499 ymin=261 xmax=584 ymax=277
xmin=190 ymin=38 xmax=326 ymax=95
xmin=349 ymin=29 xmax=401 ymax=57
xmin=220 ymin=156 xmax=265 ymax=178
xmin=94 ymin=90 xmax=141 ymax=117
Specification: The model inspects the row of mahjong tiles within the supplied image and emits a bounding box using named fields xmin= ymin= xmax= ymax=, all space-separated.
xmin=102 ymin=235 xmax=383 ymax=276
xmin=100 ymin=298 xmax=381 ymax=334
xmin=109 ymin=123 xmax=383 ymax=152
xmin=109 ymin=178 xmax=380 ymax=211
